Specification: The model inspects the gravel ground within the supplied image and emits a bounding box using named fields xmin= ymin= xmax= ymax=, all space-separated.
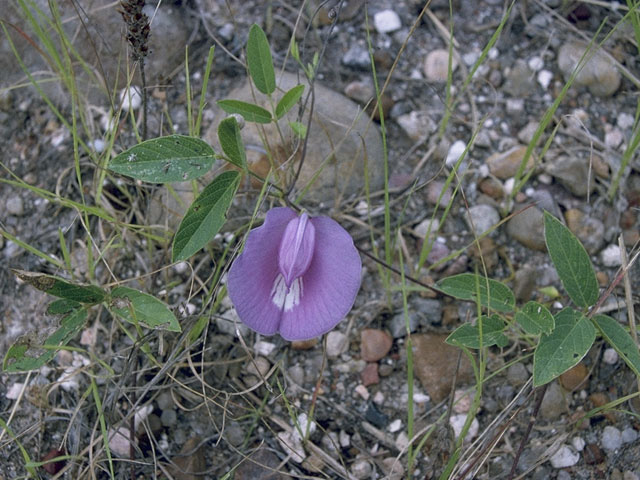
xmin=1 ymin=0 xmax=640 ymax=478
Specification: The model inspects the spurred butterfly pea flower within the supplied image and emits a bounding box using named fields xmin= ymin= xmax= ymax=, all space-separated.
xmin=228 ymin=207 xmax=361 ymax=341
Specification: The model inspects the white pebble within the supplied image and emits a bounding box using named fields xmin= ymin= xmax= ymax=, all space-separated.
xmin=537 ymin=70 xmax=553 ymax=89
xmin=622 ymin=427 xmax=638 ymax=444
xmin=254 ymin=340 xmax=276 ymax=356
xmin=374 ymin=10 xmax=401 ymax=33
xmin=90 ymin=139 xmax=106 ymax=153
xmin=550 ymin=445 xmax=580 ymax=468
xmin=355 ymin=384 xmax=370 ymax=400
xmin=413 ymin=392 xmax=430 ymax=403
xmin=488 ymin=48 xmax=499 ymax=60
xmin=600 ymin=244 xmax=622 ymax=267
xmin=572 ymin=436 xmax=586 ymax=452
xmin=605 ymin=128 xmax=624 ymax=149
xmin=339 ymin=429 xmax=351 ymax=448
xmin=395 ymin=431 xmax=409 ymax=451
xmin=449 ymin=414 xmax=479 ymax=440
xmin=503 ymin=177 xmax=515 ymax=195
xmin=445 ymin=140 xmax=467 ymax=167
xmin=528 ymin=56 xmax=544 ymax=71
xmin=6 ymin=383 xmax=25 ymax=400
xmin=373 ymin=390 xmax=385 ymax=405
xmin=6 ymin=196 xmax=24 ymax=216
xmin=602 ymin=425 xmax=623 ymax=451
xmin=388 ymin=419 xmax=402 ymax=433
xmin=603 ymin=348 xmax=619 ymax=365
xmin=617 ymin=112 xmax=635 ymax=130
xmin=120 ymin=86 xmax=142 ymax=111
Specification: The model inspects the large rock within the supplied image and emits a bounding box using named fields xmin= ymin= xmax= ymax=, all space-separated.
xmin=557 ymin=40 xmax=621 ymax=97
xmin=204 ymin=71 xmax=384 ymax=203
xmin=1 ymin=2 xmax=188 ymax=102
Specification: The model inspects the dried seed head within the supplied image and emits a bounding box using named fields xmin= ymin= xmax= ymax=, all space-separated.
xmin=118 ymin=0 xmax=150 ymax=61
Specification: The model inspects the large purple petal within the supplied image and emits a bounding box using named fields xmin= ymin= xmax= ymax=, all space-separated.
xmin=227 ymin=207 xmax=296 ymax=336
xmin=278 ymin=216 xmax=362 ymax=341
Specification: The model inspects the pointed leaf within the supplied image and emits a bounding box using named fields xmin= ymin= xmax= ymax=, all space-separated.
xmin=218 ymin=116 xmax=246 ymax=169
xmin=275 ymin=84 xmax=305 ymax=119
xmin=544 ymin=211 xmax=598 ymax=308
xmin=12 ymin=269 xmax=106 ymax=304
xmin=110 ymin=286 xmax=180 ymax=332
xmin=172 ymin=171 xmax=240 ymax=261
xmin=435 ymin=273 xmax=515 ymax=312
xmin=516 ymin=301 xmax=555 ymax=335
xmin=109 ymin=135 xmax=215 ymax=183
xmin=217 ymin=100 xmax=272 ymax=124
xmin=446 ymin=315 xmax=508 ymax=349
xmin=289 ymin=121 xmax=307 ymax=139
xmin=247 ymin=24 xmax=275 ymax=95
xmin=46 ymin=298 xmax=82 ymax=315
xmin=533 ymin=308 xmax=596 ymax=386
xmin=594 ymin=314 xmax=640 ymax=377
xmin=3 ymin=308 xmax=88 ymax=372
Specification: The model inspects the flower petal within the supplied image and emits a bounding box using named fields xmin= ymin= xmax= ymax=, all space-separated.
xmin=278 ymin=212 xmax=316 ymax=287
xmin=278 ymin=216 xmax=362 ymax=341
xmin=227 ymin=207 xmax=296 ymax=336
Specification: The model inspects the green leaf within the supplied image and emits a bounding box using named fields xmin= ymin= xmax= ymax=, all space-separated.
xmin=217 ymin=100 xmax=272 ymax=124
xmin=594 ymin=314 xmax=640 ymax=377
xmin=46 ymin=298 xmax=82 ymax=315
xmin=446 ymin=315 xmax=508 ymax=349
xmin=110 ymin=287 xmax=180 ymax=332
xmin=289 ymin=121 xmax=307 ymax=138
xmin=12 ymin=269 xmax=106 ymax=304
xmin=218 ymin=116 xmax=246 ymax=170
xmin=3 ymin=308 xmax=88 ymax=372
xmin=435 ymin=273 xmax=515 ymax=312
xmin=516 ymin=301 xmax=555 ymax=335
xmin=533 ymin=308 xmax=596 ymax=386
xmin=544 ymin=211 xmax=598 ymax=308
xmin=172 ymin=171 xmax=240 ymax=261
xmin=108 ymin=135 xmax=215 ymax=183
xmin=247 ymin=24 xmax=276 ymax=95
xmin=275 ymin=84 xmax=304 ymax=119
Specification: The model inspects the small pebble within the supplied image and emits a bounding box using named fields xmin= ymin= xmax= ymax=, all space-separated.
xmin=7 ymin=196 xmax=24 ymax=216
xmin=603 ymin=348 xmax=619 ymax=365
xmin=351 ymin=459 xmax=373 ymax=479
xmin=424 ymin=49 xmax=459 ymax=83
xmin=254 ymin=341 xmax=276 ymax=356
xmin=550 ymin=445 xmax=580 ymax=468
xmin=339 ymin=430 xmax=351 ymax=448
xmin=326 ymin=331 xmax=349 ymax=358
xmin=617 ymin=112 xmax=635 ymax=130
xmin=537 ymin=70 xmax=553 ymax=89
xmin=373 ymin=391 xmax=385 ymax=405
xmin=572 ymin=436 xmax=586 ymax=451
xmin=388 ymin=419 xmax=402 ymax=433
xmin=449 ymin=414 xmax=479 ymax=440
xmin=602 ymin=426 xmax=623 ymax=452
xmin=622 ymin=427 xmax=638 ymax=444
xmin=342 ymin=44 xmax=370 ymax=69
xmin=355 ymin=384 xmax=370 ymax=400
xmin=528 ymin=56 xmax=544 ymax=71
xmin=600 ymin=244 xmax=622 ymax=267
xmin=374 ymin=9 xmax=401 ymax=33
xmin=360 ymin=363 xmax=380 ymax=386
xmin=360 ymin=329 xmax=392 ymax=361
xmin=445 ymin=140 xmax=467 ymax=167
xmin=605 ymin=128 xmax=624 ymax=149
xmin=120 ymin=86 xmax=142 ymax=111
xmin=466 ymin=204 xmax=500 ymax=235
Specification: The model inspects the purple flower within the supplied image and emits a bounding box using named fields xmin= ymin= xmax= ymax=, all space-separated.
xmin=228 ymin=207 xmax=361 ymax=341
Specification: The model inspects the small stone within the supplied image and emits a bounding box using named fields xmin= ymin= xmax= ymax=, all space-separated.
xmin=528 ymin=56 xmax=544 ymax=71
xmin=466 ymin=204 xmax=500 ymax=235
xmin=6 ymin=196 xmax=24 ymax=216
xmin=605 ymin=128 xmax=624 ymax=149
xmin=254 ymin=341 xmax=276 ymax=356
xmin=559 ymin=362 xmax=589 ymax=391
xmin=396 ymin=111 xmax=436 ymax=142
xmin=453 ymin=389 xmax=474 ymax=414
xmin=513 ymin=266 xmax=537 ymax=302
xmin=537 ymin=70 xmax=553 ymax=89
xmin=600 ymin=244 xmax=622 ymax=267
xmin=603 ymin=348 xmax=619 ymax=365
xmin=364 ymin=402 xmax=387 ymax=428
xmin=486 ymin=145 xmax=534 ymax=179
xmin=540 ymin=381 xmax=567 ymax=420
xmin=412 ymin=297 xmax=443 ymax=326
xmin=291 ymin=338 xmax=318 ymax=350
xmin=413 ymin=334 xmax=474 ymax=403
xmin=351 ymin=459 xmax=373 ymax=479
xmin=564 ymin=209 xmax=605 ymax=254
xmin=507 ymin=363 xmax=529 ymax=386
xmin=289 ymin=364 xmax=305 ymax=386
xmin=388 ymin=419 xmax=402 ymax=433
xmin=342 ymin=44 xmax=371 ymax=69
xmin=617 ymin=112 xmax=635 ymax=130
xmin=602 ymin=426 xmax=623 ymax=452
xmin=339 ymin=430 xmax=351 ymax=447
xmin=160 ymin=408 xmax=177 ymax=427
xmin=572 ymin=436 xmax=586 ymax=452
xmin=424 ymin=49 xmax=459 ymax=83
xmin=622 ymin=427 xmax=638 ymax=444
xmin=277 ymin=431 xmax=306 ymax=463
xmin=478 ymin=177 xmax=504 ymax=199
xmin=414 ymin=217 xmax=440 ymax=239
xmin=449 ymin=414 xmax=479 ymax=440
xmin=355 ymin=384 xmax=370 ymax=400
xmin=41 ymin=448 xmax=66 ymax=475
xmin=557 ymin=41 xmax=621 ymax=97
xmin=374 ymin=9 xmax=401 ymax=33
xmin=583 ymin=443 xmax=604 ymax=464
xmin=506 ymin=98 xmax=525 ymax=114
xmin=234 ymin=447 xmax=286 ymax=480
xmin=119 ymin=86 xmax=142 ymax=111
xmin=445 ymin=140 xmax=467 ymax=167
xmin=360 ymin=363 xmax=380 ymax=386
xmin=395 ymin=431 xmax=410 ymax=451
xmin=326 ymin=331 xmax=349 ymax=358
xmin=504 ymin=60 xmax=536 ymax=96
xmin=390 ymin=311 xmax=418 ymax=338
xmin=507 ymin=206 xmax=546 ymax=251
xmin=246 ymin=357 xmax=270 ymax=378
xmin=550 ymin=445 xmax=580 ymax=468
xmin=156 ymin=392 xmax=173 ymax=410
xmin=360 ymin=329 xmax=392 ymax=361
xmin=381 ymin=457 xmax=404 ymax=480
xmin=545 ymin=155 xmax=596 ymax=197
xmin=518 ymin=121 xmax=540 ymax=144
